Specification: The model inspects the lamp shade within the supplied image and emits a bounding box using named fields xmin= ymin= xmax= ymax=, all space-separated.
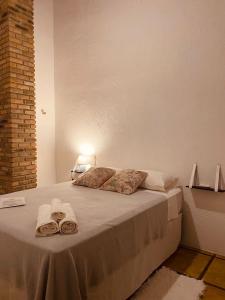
xmin=76 ymin=154 xmax=95 ymax=165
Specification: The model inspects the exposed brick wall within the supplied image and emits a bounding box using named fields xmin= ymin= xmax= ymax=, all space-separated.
xmin=0 ymin=0 xmax=36 ymax=194
xmin=0 ymin=0 xmax=11 ymax=194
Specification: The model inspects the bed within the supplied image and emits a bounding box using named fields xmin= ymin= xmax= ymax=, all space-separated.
xmin=0 ymin=182 xmax=182 ymax=300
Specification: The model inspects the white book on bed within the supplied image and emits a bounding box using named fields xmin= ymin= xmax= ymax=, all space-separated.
xmin=0 ymin=197 xmax=26 ymax=209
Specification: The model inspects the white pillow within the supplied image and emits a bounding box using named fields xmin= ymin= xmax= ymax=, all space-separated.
xmin=141 ymin=170 xmax=178 ymax=192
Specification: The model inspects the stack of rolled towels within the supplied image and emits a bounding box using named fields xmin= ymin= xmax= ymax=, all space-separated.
xmin=36 ymin=199 xmax=78 ymax=237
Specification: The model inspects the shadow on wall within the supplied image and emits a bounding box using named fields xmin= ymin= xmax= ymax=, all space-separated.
xmin=181 ymin=185 xmax=225 ymax=253
xmin=188 ymin=164 xmax=225 ymax=214
xmin=182 ymin=195 xmax=200 ymax=250
xmin=181 ymin=164 xmax=225 ymax=251
xmin=192 ymin=189 xmax=225 ymax=214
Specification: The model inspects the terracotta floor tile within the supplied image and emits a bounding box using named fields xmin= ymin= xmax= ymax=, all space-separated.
xmin=164 ymin=247 xmax=212 ymax=279
xmin=204 ymin=258 xmax=225 ymax=289
xmin=202 ymin=285 xmax=225 ymax=300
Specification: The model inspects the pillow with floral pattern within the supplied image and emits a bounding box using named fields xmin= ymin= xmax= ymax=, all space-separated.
xmin=100 ymin=169 xmax=147 ymax=195
xmin=73 ymin=167 xmax=115 ymax=189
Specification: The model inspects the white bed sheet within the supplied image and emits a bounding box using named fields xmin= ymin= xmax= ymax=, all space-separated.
xmin=144 ymin=187 xmax=183 ymax=221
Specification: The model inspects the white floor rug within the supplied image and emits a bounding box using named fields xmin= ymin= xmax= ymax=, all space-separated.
xmin=131 ymin=267 xmax=206 ymax=300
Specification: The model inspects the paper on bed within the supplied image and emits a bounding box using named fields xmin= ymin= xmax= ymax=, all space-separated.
xmin=0 ymin=197 xmax=26 ymax=209
xmin=0 ymin=182 xmax=168 ymax=300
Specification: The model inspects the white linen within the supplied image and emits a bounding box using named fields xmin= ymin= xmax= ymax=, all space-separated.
xmin=51 ymin=198 xmax=66 ymax=222
xmin=36 ymin=204 xmax=59 ymax=236
xmin=59 ymin=202 xmax=78 ymax=234
xmin=141 ymin=170 xmax=178 ymax=192
xmin=144 ymin=187 xmax=183 ymax=221
xmin=0 ymin=197 xmax=26 ymax=209
xmin=0 ymin=182 xmax=180 ymax=300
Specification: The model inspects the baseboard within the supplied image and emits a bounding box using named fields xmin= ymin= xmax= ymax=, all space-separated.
xmin=180 ymin=244 xmax=215 ymax=257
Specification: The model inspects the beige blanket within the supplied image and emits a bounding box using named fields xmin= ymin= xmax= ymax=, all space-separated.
xmin=0 ymin=182 xmax=168 ymax=300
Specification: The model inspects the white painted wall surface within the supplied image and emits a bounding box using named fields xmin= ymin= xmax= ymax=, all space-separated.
xmin=53 ymin=0 xmax=225 ymax=255
xmin=34 ymin=0 xmax=56 ymax=186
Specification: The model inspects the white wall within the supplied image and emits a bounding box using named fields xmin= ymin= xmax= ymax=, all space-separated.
xmin=54 ymin=0 xmax=225 ymax=255
xmin=34 ymin=0 xmax=56 ymax=186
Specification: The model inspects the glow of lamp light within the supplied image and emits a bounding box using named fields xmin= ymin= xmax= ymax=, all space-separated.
xmin=79 ymin=144 xmax=95 ymax=156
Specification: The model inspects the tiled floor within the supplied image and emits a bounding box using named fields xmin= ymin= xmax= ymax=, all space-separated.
xmin=163 ymin=247 xmax=225 ymax=299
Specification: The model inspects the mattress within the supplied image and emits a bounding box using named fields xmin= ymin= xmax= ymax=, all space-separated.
xmin=144 ymin=187 xmax=183 ymax=221
xmin=0 ymin=182 xmax=180 ymax=300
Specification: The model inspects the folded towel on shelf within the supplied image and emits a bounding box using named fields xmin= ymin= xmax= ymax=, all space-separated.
xmin=51 ymin=198 xmax=66 ymax=222
xmin=59 ymin=203 xmax=78 ymax=234
xmin=36 ymin=204 xmax=59 ymax=237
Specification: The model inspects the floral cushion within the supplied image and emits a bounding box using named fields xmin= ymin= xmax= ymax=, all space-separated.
xmin=73 ymin=167 xmax=115 ymax=189
xmin=100 ymin=169 xmax=147 ymax=195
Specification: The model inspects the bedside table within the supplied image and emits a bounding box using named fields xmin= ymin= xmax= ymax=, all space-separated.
xmin=70 ymin=171 xmax=82 ymax=181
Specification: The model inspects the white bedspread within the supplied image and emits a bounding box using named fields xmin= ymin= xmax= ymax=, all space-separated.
xmin=0 ymin=182 xmax=169 ymax=300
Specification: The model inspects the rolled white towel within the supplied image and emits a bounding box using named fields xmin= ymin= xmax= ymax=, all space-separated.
xmin=51 ymin=198 xmax=66 ymax=222
xmin=59 ymin=203 xmax=78 ymax=234
xmin=36 ymin=204 xmax=59 ymax=237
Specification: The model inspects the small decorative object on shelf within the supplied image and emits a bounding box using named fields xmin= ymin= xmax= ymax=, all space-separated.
xmin=188 ymin=163 xmax=197 ymax=188
xmin=186 ymin=163 xmax=225 ymax=193
xmin=214 ymin=164 xmax=220 ymax=192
